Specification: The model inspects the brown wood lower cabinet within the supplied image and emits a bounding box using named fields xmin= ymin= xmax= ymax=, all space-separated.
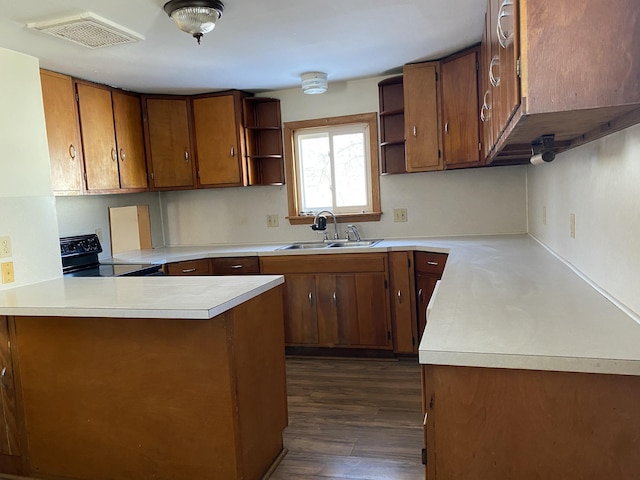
xmin=5 ymin=287 xmax=287 ymax=480
xmin=415 ymin=252 xmax=447 ymax=344
xmin=0 ymin=317 xmax=20 ymax=474
xmin=260 ymin=254 xmax=392 ymax=350
xmin=422 ymin=364 xmax=640 ymax=479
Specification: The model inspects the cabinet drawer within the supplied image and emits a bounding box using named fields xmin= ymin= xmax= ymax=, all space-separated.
xmin=414 ymin=252 xmax=448 ymax=276
xmin=165 ymin=259 xmax=210 ymax=276
xmin=211 ymin=257 xmax=260 ymax=275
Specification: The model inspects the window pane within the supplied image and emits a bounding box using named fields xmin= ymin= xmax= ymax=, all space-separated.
xmin=298 ymin=133 xmax=332 ymax=210
xmin=333 ymin=132 xmax=367 ymax=207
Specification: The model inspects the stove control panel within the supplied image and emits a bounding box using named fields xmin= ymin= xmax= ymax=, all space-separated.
xmin=60 ymin=234 xmax=103 ymax=257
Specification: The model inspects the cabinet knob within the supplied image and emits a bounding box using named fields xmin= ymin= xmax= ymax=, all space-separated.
xmin=333 ymin=292 xmax=337 ymax=304
xmin=184 ymin=151 xmax=190 ymax=162
xmin=444 ymin=122 xmax=449 ymax=134
xmin=308 ymin=292 xmax=313 ymax=305
xmin=230 ymin=265 xmax=243 ymax=269
xmin=0 ymin=367 xmax=6 ymax=389
xmin=397 ymin=290 xmax=402 ymax=304
xmin=120 ymin=148 xmax=126 ymax=162
xmin=418 ymin=288 xmax=423 ymax=303
xmin=181 ymin=268 xmax=196 ymax=273
xmin=69 ymin=144 xmax=77 ymax=160
xmin=111 ymin=148 xmax=117 ymax=162
xmin=412 ymin=125 xmax=417 ymax=137
xmin=427 ymin=261 xmax=439 ymax=266
xmin=230 ymin=146 xmax=235 ymax=157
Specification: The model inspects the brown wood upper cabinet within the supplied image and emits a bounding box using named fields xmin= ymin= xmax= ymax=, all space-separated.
xmin=483 ymin=0 xmax=640 ymax=165
xmin=192 ymin=92 xmax=248 ymax=187
xmin=76 ymin=81 xmax=148 ymax=193
xmin=440 ymin=47 xmax=483 ymax=169
xmin=403 ymin=62 xmax=442 ymax=172
xmin=142 ymin=96 xmax=195 ymax=190
xmin=40 ymin=70 xmax=84 ymax=196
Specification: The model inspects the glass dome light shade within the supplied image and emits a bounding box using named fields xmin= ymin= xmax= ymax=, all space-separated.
xmin=164 ymin=0 xmax=224 ymax=43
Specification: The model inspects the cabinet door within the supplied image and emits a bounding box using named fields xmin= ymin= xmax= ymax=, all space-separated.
xmin=40 ymin=70 xmax=83 ymax=195
xmin=316 ymin=274 xmax=357 ymax=346
xmin=441 ymin=49 xmax=482 ymax=168
xmin=389 ymin=251 xmax=416 ymax=354
xmin=144 ymin=98 xmax=195 ymax=189
xmin=416 ymin=273 xmax=439 ymax=344
xmin=0 ymin=317 xmax=19 ymax=457
xmin=282 ymin=274 xmax=318 ymax=345
xmin=403 ymin=62 xmax=442 ymax=172
xmin=112 ymin=92 xmax=147 ymax=190
xmin=353 ymin=272 xmax=391 ymax=347
xmin=76 ymin=83 xmax=120 ymax=191
xmin=192 ymin=95 xmax=244 ymax=187
xmin=496 ymin=0 xmax=520 ymax=129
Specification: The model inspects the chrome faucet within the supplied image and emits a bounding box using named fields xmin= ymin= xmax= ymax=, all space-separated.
xmin=346 ymin=224 xmax=361 ymax=241
xmin=311 ymin=210 xmax=339 ymax=240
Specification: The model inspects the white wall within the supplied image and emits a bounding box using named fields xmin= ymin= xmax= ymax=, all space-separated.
xmin=56 ymin=193 xmax=164 ymax=260
xmin=528 ymin=123 xmax=640 ymax=317
xmin=0 ymin=48 xmax=61 ymax=289
xmin=161 ymin=76 xmax=527 ymax=245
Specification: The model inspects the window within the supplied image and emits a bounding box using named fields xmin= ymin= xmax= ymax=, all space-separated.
xmin=284 ymin=113 xmax=381 ymax=225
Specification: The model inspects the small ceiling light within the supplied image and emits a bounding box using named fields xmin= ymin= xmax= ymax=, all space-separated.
xmin=163 ymin=0 xmax=224 ymax=45
xmin=301 ymin=72 xmax=328 ymax=94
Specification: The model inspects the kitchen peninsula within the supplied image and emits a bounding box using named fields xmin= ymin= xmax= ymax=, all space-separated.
xmin=0 ymin=275 xmax=286 ymax=480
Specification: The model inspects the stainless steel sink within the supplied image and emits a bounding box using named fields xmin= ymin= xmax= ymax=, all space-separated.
xmin=325 ymin=239 xmax=382 ymax=248
xmin=277 ymin=241 xmax=330 ymax=250
xmin=278 ymin=239 xmax=382 ymax=250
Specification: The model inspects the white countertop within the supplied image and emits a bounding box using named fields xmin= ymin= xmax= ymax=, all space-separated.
xmin=0 ymin=275 xmax=284 ymax=320
xmin=4 ymin=235 xmax=640 ymax=375
xmin=416 ymin=236 xmax=640 ymax=375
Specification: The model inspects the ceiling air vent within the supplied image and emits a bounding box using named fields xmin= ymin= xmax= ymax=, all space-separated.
xmin=27 ymin=12 xmax=144 ymax=49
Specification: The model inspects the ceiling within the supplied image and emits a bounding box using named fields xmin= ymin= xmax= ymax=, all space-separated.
xmin=0 ymin=0 xmax=486 ymax=95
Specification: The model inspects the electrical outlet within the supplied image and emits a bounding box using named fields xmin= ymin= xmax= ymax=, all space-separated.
xmin=1 ymin=262 xmax=14 ymax=284
xmin=393 ymin=208 xmax=408 ymax=223
xmin=570 ymin=213 xmax=576 ymax=239
xmin=95 ymin=228 xmax=103 ymax=242
xmin=267 ymin=214 xmax=279 ymax=228
xmin=542 ymin=206 xmax=547 ymax=225
xmin=0 ymin=236 xmax=11 ymax=258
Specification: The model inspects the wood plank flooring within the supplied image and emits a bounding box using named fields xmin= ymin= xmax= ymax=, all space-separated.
xmin=270 ymin=357 xmax=425 ymax=480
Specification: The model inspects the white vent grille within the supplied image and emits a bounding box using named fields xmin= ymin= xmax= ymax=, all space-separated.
xmin=27 ymin=12 xmax=144 ymax=49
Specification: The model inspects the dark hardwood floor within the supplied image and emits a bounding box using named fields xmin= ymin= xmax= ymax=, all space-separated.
xmin=270 ymin=357 xmax=425 ymax=480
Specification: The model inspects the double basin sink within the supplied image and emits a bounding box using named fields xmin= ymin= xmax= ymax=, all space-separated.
xmin=278 ymin=239 xmax=382 ymax=250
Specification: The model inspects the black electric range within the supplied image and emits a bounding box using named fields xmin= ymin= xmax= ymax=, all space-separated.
xmin=61 ymin=234 xmax=163 ymax=277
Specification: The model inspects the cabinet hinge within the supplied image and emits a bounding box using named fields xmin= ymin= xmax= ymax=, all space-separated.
xmin=438 ymin=149 xmax=441 ymax=159
xmin=387 ymin=331 xmax=391 ymax=341
xmin=422 ymin=448 xmax=427 ymax=465
xmin=150 ymin=172 xmax=154 ymax=180
xmin=75 ymin=93 xmax=79 ymax=102
xmin=435 ymin=71 xmax=438 ymax=82
xmin=384 ymin=279 xmax=388 ymax=289
xmin=516 ymin=57 xmax=521 ymax=78
xmin=479 ymin=142 xmax=482 ymax=152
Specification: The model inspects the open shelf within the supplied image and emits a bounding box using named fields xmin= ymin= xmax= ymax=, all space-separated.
xmin=243 ymin=97 xmax=285 ymax=185
xmin=378 ymin=75 xmax=406 ymax=174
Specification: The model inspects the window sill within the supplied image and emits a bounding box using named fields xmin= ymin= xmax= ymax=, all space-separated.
xmin=287 ymin=212 xmax=382 ymax=225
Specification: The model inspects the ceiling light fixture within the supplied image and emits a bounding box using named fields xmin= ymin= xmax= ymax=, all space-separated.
xmin=163 ymin=0 xmax=224 ymax=45
xmin=301 ymin=72 xmax=328 ymax=94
